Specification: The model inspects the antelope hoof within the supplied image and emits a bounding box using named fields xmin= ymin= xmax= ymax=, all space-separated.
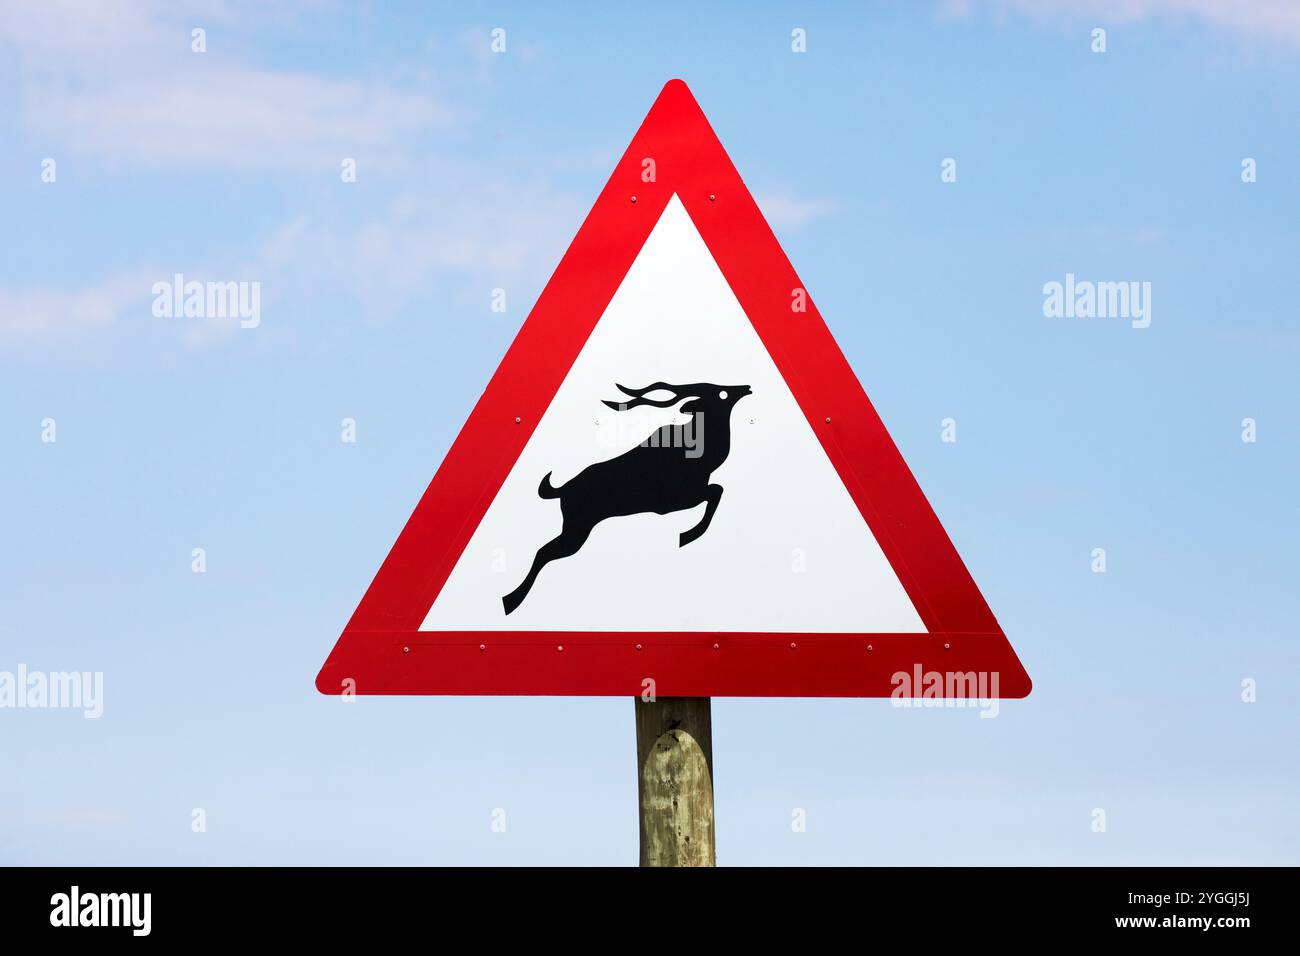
xmin=679 ymin=525 xmax=704 ymax=547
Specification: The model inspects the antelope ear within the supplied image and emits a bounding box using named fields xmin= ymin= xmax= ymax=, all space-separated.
xmin=601 ymin=399 xmax=628 ymax=410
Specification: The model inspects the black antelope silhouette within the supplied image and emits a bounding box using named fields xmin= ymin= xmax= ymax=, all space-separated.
xmin=502 ymin=381 xmax=752 ymax=614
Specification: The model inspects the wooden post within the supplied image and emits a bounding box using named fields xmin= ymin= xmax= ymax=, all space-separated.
xmin=634 ymin=696 xmax=715 ymax=866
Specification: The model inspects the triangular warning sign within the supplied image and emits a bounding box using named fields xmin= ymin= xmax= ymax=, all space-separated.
xmin=316 ymin=80 xmax=1030 ymax=699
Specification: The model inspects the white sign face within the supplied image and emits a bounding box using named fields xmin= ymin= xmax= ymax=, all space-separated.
xmin=421 ymin=195 xmax=925 ymax=634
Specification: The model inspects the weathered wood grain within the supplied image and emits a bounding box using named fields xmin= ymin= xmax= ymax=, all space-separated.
xmin=634 ymin=696 xmax=715 ymax=867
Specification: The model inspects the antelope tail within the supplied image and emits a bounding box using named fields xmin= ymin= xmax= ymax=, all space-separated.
xmin=537 ymin=472 xmax=562 ymax=499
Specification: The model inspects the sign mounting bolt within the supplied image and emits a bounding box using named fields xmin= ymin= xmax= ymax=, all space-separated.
xmin=402 ymin=646 xmax=410 ymax=654
xmin=630 ymin=195 xmax=637 ymax=204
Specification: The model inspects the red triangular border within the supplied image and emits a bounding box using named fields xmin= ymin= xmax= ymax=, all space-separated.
xmin=316 ymin=80 xmax=1031 ymax=698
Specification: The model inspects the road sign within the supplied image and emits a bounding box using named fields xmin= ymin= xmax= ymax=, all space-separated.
xmin=316 ymin=79 xmax=1031 ymax=698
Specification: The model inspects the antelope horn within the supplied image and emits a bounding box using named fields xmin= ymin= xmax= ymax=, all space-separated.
xmin=601 ymin=382 xmax=684 ymax=410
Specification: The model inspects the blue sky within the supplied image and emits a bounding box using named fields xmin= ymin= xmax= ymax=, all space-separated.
xmin=1 ymin=0 xmax=1297 ymax=865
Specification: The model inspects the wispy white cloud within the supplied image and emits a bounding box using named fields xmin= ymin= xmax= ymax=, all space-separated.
xmin=755 ymin=194 xmax=835 ymax=230
xmin=256 ymin=173 xmax=587 ymax=320
xmin=1 ymin=169 xmax=587 ymax=348
xmin=0 ymin=271 xmax=154 ymax=341
xmin=0 ymin=267 xmax=254 ymax=350
xmin=0 ymin=1 xmax=577 ymax=354
xmin=0 ymin=0 xmax=453 ymax=170
xmin=944 ymin=0 xmax=1300 ymax=49
xmin=457 ymin=24 xmax=544 ymax=67
xmin=27 ymin=71 xmax=451 ymax=170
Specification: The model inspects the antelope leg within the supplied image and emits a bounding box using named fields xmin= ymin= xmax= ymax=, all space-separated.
xmin=502 ymin=523 xmax=593 ymax=614
xmin=679 ymin=484 xmax=723 ymax=547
